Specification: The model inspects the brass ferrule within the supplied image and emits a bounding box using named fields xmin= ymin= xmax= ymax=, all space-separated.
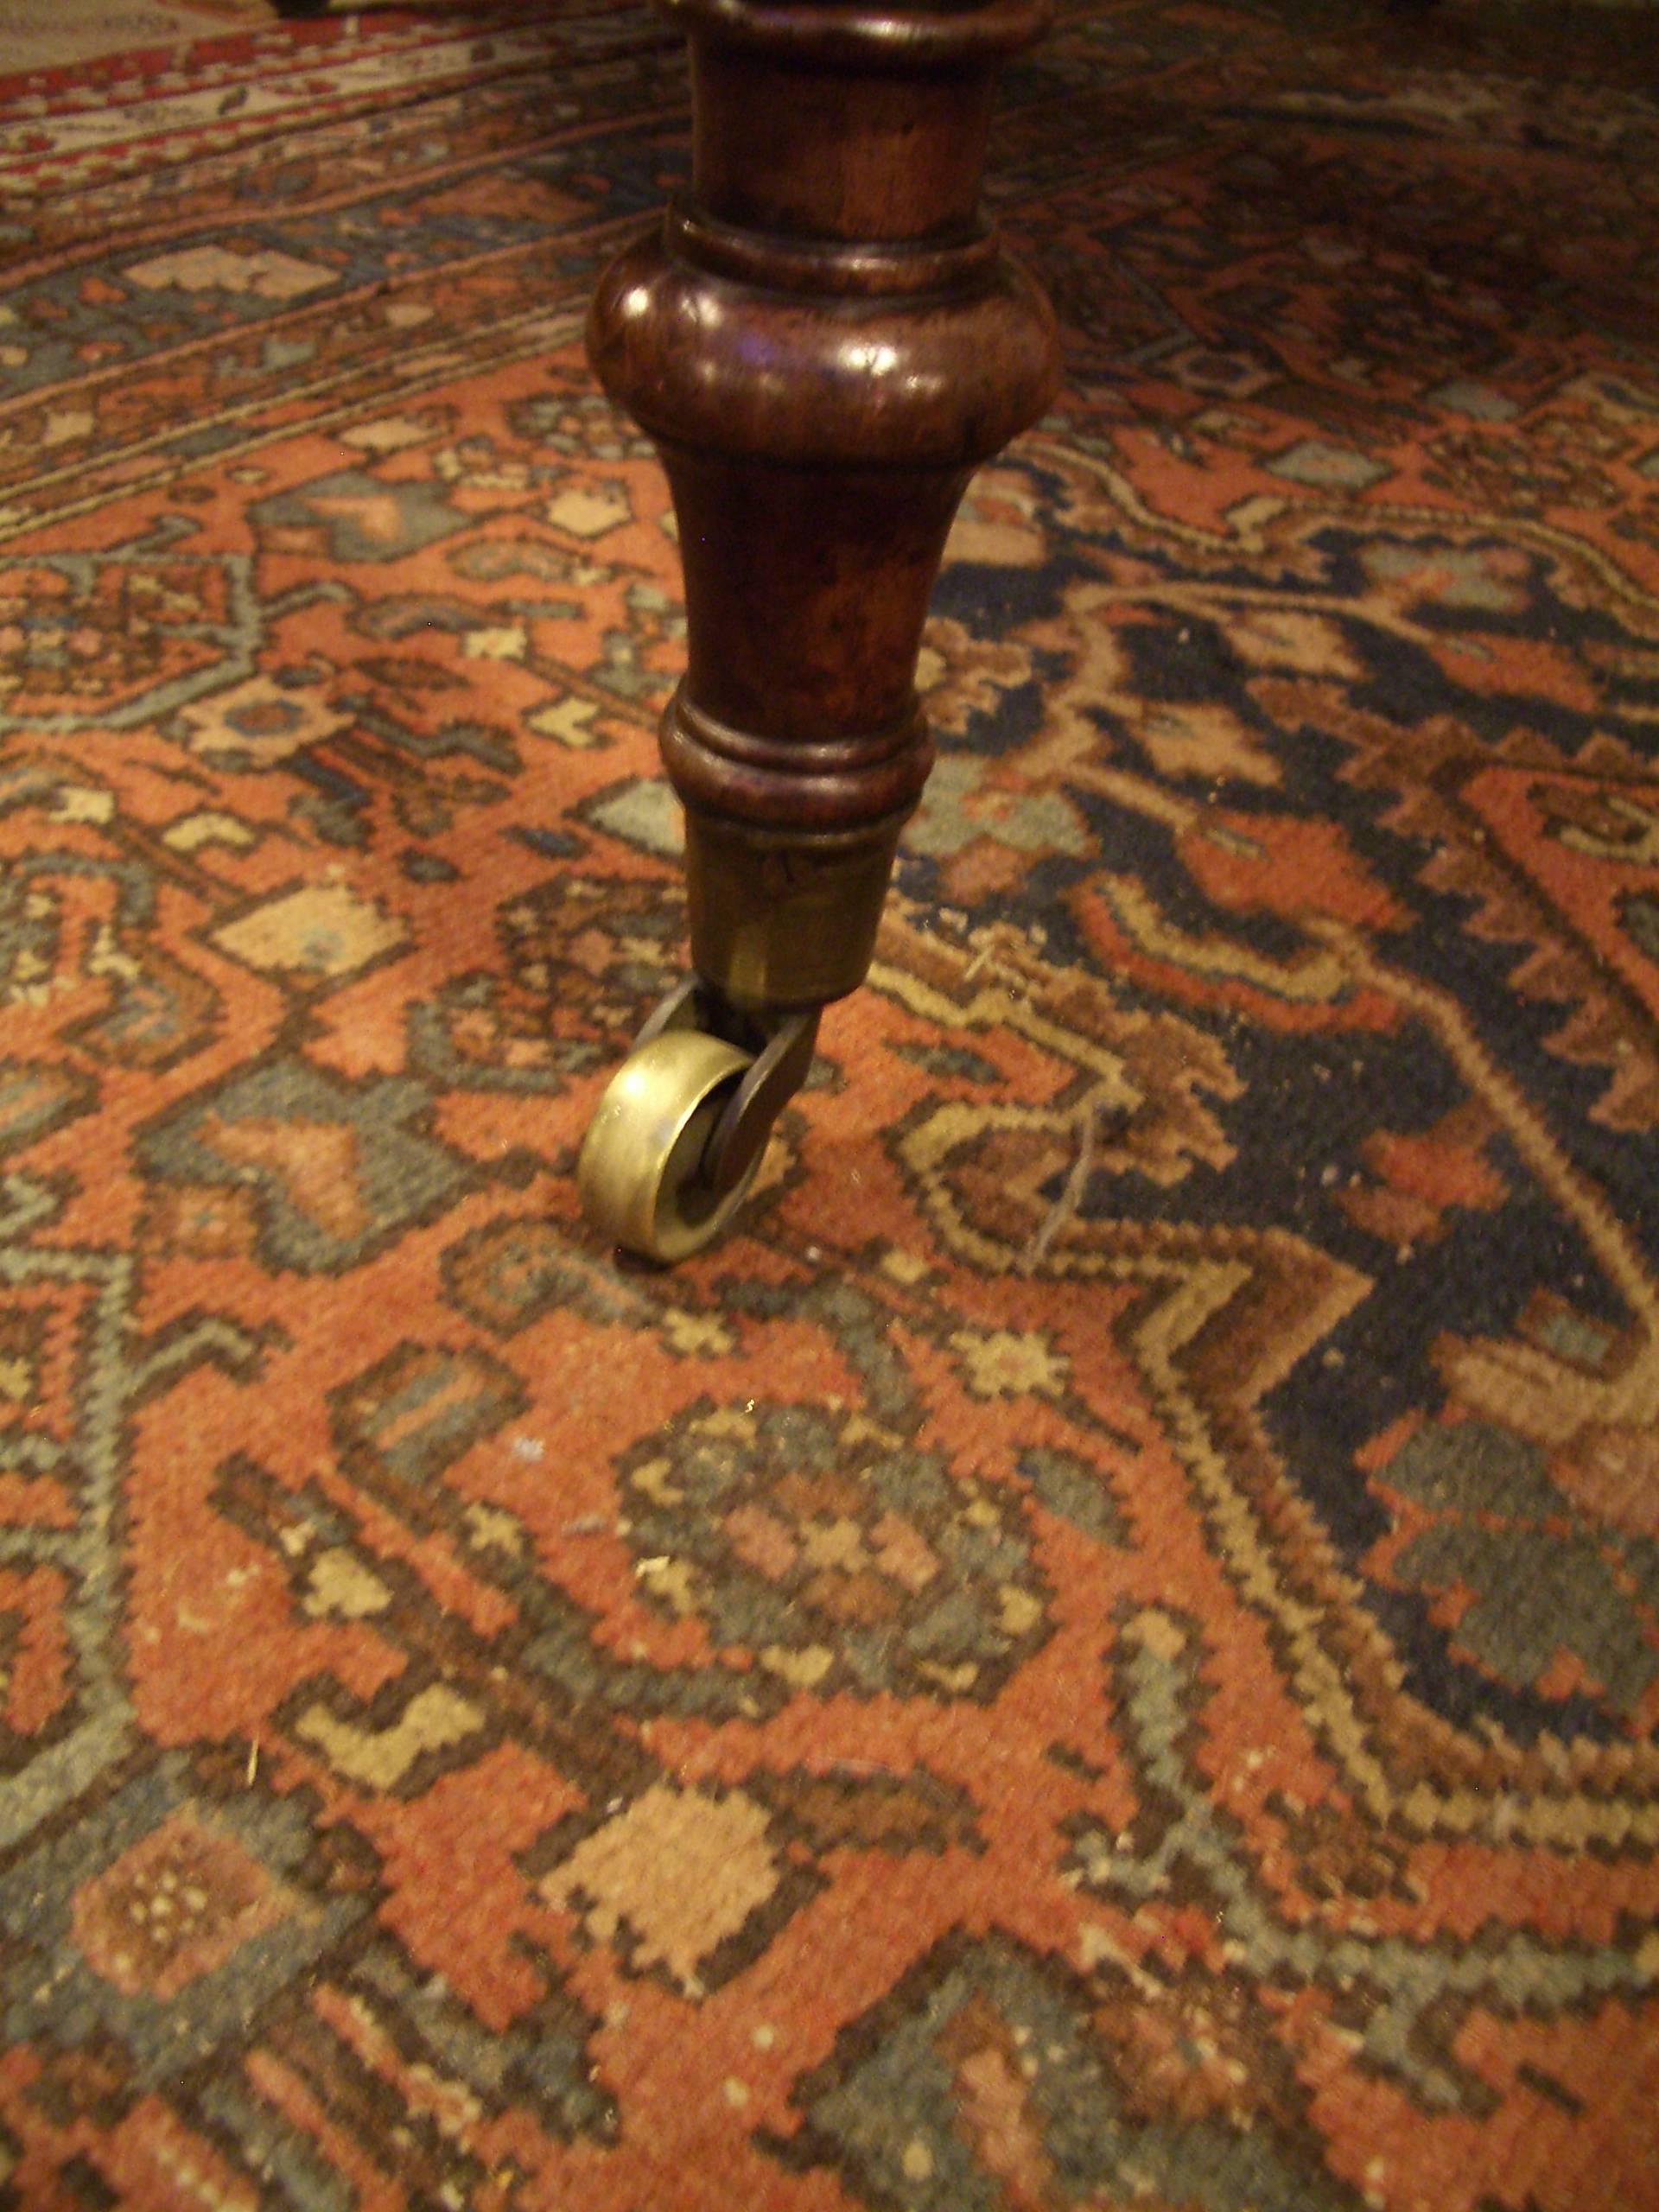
xmin=684 ymin=808 xmax=906 ymax=1012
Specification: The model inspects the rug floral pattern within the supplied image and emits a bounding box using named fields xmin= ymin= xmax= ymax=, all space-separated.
xmin=1 ymin=3 xmax=1656 ymax=2208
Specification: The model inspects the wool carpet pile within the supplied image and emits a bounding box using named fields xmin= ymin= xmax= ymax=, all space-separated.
xmin=2 ymin=3 xmax=1657 ymax=2207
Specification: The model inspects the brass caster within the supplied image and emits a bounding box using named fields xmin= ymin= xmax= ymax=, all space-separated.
xmin=578 ymin=1027 xmax=757 ymax=1263
xmin=579 ymin=982 xmax=821 ymax=1263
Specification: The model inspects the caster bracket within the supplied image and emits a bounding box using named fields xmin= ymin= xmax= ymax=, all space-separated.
xmin=636 ymin=978 xmax=818 ymax=1200
xmin=705 ymin=1006 xmax=819 ymax=1198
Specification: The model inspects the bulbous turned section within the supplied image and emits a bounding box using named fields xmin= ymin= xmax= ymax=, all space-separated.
xmin=585 ymin=0 xmax=1060 ymax=1011
xmin=590 ymin=230 xmax=1057 ymax=472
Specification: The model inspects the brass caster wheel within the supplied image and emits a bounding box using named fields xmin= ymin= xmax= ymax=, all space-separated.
xmin=578 ymin=1027 xmax=758 ymax=1262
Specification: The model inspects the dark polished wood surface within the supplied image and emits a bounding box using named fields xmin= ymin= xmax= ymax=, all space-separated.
xmin=587 ymin=0 xmax=1060 ymax=1013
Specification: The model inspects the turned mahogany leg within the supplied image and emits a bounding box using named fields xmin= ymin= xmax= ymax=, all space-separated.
xmin=578 ymin=0 xmax=1059 ymax=1259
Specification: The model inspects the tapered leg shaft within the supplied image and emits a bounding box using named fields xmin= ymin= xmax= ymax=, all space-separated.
xmin=579 ymin=0 xmax=1059 ymax=1255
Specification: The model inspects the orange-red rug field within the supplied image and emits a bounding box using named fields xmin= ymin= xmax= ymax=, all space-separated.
xmin=2 ymin=3 xmax=1657 ymax=2207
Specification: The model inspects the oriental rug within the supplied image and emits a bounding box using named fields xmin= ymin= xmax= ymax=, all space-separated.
xmin=0 ymin=3 xmax=544 ymax=80
xmin=1 ymin=4 xmax=1657 ymax=2209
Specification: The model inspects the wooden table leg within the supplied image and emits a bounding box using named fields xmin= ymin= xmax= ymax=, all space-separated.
xmin=578 ymin=0 xmax=1058 ymax=1260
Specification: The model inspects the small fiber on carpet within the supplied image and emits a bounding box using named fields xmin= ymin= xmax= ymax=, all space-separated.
xmin=0 ymin=4 xmax=1656 ymax=2208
